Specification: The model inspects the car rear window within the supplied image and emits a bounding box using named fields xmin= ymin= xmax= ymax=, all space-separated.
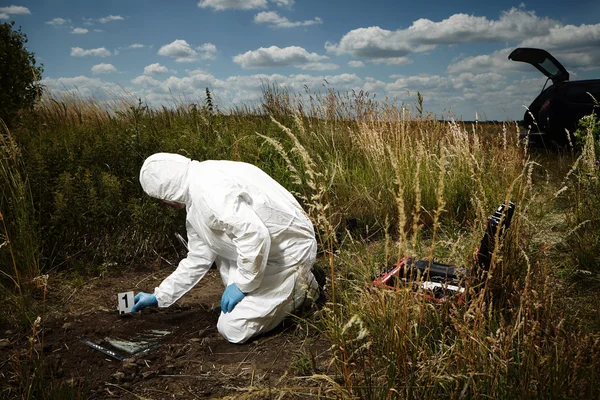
xmin=538 ymin=58 xmax=561 ymax=78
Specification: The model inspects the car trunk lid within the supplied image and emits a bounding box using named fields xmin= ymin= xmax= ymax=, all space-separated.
xmin=508 ymin=48 xmax=569 ymax=84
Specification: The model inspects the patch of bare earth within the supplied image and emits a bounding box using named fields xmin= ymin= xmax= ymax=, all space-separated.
xmin=1 ymin=268 xmax=332 ymax=399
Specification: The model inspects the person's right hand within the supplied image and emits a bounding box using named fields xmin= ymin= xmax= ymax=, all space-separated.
xmin=131 ymin=292 xmax=158 ymax=312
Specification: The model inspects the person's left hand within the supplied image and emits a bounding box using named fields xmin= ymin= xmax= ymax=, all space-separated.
xmin=131 ymin=292 xmax=158 ymax=312
xmin=221 ymin=284 xmax=245 ymax=313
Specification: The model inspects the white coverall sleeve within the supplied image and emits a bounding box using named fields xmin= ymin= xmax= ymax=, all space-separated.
xmin=153 ymin=228 xmax=216 ymax=307
xmin=223 ymin=195 xmax=271 ymax=294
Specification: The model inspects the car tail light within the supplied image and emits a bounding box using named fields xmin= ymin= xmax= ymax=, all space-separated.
xmin=541 ymin=98 xmax=552 ymax=112
xmin=541 ymin=86 xmax=563 ymax=112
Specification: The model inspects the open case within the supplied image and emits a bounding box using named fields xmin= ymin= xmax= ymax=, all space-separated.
xmin=373 ymin=202 xmax=515 ymax=302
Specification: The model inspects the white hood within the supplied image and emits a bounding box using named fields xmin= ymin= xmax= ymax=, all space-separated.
xmin=139 ymin=153 xmax=191 ymax=204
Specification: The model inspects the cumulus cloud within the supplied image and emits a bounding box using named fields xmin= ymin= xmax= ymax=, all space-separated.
xmin=348 ymin=61 xmax=365 ymax=68
xmin=71 ymin=47 xmax=112 ymax=57
xmin=254 ymin=11 xmax=322 ymax=29
xmin=0 ymin=6 xmax=30 ymax=19
xmin=91 ymin=63 xmax=117 ymax=74
xmin=41 ymin=76 xmax=133 ymax=102
xmin=98 ymin=15 xmax=124 ymax=23
xmin=406 ymin=8 xmax=557 ymax=45
xmin=197 ymin=43 xmax=218 ymax=60
xmin=198 ymin=0 xmax=267 ymax=11
xmin=157 ymin=40 xmax=217 ymax=62
xmin=158 ymin=40 xmax=197 ymax=62
xmin=326 ymin=8 xmax=560 ymax=64
xmin=71 ymin=27 xmax=89 ymax=34
xmin=129 ymin=69 xmax=368 ymax=107
xmin=144 ymin=63 xmax=169 ymax=75
xmin=271 ymin=0 xmax=294 ymax=6
xmin=448 ymin=22 xmax=600 ymax=74
xmin=447 ymin=48 xmax=522 ymax=74
xmin=45 ymin=17 xmax=69 ymax=25
xmin=233 ymin=46 xmax=338 ymax=70
xmin=520 ymin=23 xmax=600 ymax=52
xmin=51 ymin=66 xmax=536 ymax=120
xmin=325 ymin=26 xmax=432 ymax=64
xmin=132 ymin=75 xmax=164 ymax=89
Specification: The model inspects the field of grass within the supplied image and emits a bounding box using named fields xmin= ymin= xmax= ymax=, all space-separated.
xmin=1 ymin=87 xmax=600 ymax=399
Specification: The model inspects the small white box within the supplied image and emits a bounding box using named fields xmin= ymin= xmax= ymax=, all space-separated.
xmin=118 ymin=291 xmax=134 ymax=314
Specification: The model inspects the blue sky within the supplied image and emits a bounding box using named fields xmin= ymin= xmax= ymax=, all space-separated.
xmin=2 ymin=0 xmax=599 ymax=120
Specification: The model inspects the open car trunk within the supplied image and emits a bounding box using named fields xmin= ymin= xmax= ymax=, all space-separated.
xmin=508 ymin=48 xmax=569 ymax=85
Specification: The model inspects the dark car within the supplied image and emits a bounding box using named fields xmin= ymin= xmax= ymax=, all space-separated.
xmin=509 ymin=47 xmax=600 ymax=146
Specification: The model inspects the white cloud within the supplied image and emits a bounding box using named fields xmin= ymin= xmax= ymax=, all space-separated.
xmin=325 ymin=26 xmax=432 ymax=64
xmin=128 ymin=44 xmax=145 ymax=49
xmin=46 ymin=17 xmax=69 ymax=25
xmin=447 ymin=48 xmax=521 ymax=74
xmin=91 ymin=63 xmax=117 ymax=74
xmin=132 ymin=75 xmax=164 ymax=88
xmin=71 ymin=27 xmax=89 ymax=34
xmin=520 ymin=23 xmax=600 ymax=52
xmin=158 ymin=39 xmax=198 ymax=62
xmin=0 ymin=6 xmax=31 ymax=19
xmin=233 ymin=46 xmax=338 ymax=70
xmin=98 ymin=15 xmax=124 ymax=23
xmin=71 ymin=47 xmax=112 ymax=57
xmin=448 ymin=23 xmax=600 ymax=75
xmin=198 ymin=0 xmax=267 ymax=11
xmin=197 ymin=43 xmax=218 ymax=60
xmin=157 ymin=40 xmax=217 ymax=62
xmin=129 ymin=69 xmax=368 ymax=107
xmin=51 ymin=67 xmax=538 ymax=121
xmin=41 ymin=76 xmax=133 ymax=102
xmin=254 ymin=11 xmax=322 ymax=29
xmin=326 ymin=8 xmax=559 ymax=64
xmin=386 ymin=72 xmax=505 ymax=95
xmin=144 ymin=63 xmax=169 ymax=75
xmin=348 ymin=61 xmax=365 ymax=68
xmin=271 ymin=0 xmax=294 ymax=6
xmin=405 ymin=8 xmax=557 ymax=45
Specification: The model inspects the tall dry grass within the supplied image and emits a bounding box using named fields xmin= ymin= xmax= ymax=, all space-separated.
xmin=258 ymin=87 xmax=598 ymax=398
xmin=1 ymin=86 xmax=599 ymax=398
xmin=0 ymin=119 xmax=41 ymax=320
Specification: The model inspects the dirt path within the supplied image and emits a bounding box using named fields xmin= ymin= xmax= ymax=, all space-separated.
xmin=2 ymin=268 xmax=332 ymax=399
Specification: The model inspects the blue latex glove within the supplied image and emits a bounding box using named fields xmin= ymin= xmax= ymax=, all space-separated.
xmin=220 ymin=284 xmax=246 ymax=313
xmin=131 ymin=292 xmax=158 ymax=312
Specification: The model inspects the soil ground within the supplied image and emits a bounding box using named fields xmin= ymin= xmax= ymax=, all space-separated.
xmin=0 ymin=267 xmax=333 ymax=399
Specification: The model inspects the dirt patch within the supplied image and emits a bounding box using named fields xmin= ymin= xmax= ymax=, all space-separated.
xmin=1 ymin=268 xmax=333 ymax=399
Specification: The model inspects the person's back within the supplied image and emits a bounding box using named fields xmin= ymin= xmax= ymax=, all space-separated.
xmin=189 ymin=160 xmax=315 ymax=267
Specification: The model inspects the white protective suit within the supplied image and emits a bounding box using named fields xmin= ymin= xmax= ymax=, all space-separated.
xmin=139 ymin=153 xmax=319 ymax=343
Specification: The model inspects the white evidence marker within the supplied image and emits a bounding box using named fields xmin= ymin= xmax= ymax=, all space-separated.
xmin=118 ymin=291 xmax=135 ymax=314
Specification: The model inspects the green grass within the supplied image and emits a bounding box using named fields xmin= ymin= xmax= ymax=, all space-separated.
xmin=1 ymin=87 xmax=599 ymax=399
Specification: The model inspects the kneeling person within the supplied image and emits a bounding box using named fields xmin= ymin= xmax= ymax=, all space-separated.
xmin=132 ymin=153 xmax=320 ymax=344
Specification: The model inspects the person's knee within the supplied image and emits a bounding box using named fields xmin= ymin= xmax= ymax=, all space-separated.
xmin=217 ymin=315 xmax=255 ymax=344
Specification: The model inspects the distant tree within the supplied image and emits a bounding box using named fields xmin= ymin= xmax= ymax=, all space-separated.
xmin=0 ymin=21 xmax=43 ymax=127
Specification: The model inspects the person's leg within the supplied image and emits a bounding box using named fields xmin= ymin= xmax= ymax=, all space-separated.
xmin=216 ymin=268 xmax=322 ymax=343
xmin=216 ymin=240 xmax=319 ymax=344
xmin=217 ymin=271 xmax=296 ymax=343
